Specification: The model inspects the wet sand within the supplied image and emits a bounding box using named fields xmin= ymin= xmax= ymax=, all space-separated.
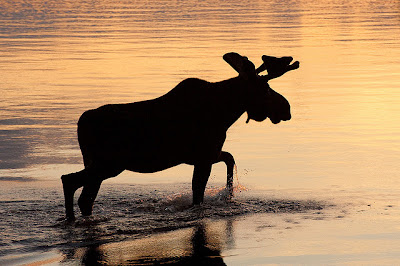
xmin=2 ymin=181 xmax=400 ymax=265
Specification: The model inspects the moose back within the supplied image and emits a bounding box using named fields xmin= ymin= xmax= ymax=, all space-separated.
xmin=61 ymin=52 xmax=299 ymax=220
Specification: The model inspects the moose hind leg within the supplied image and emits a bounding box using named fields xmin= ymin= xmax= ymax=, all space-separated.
xmin=78 ymin=181 xmax=102 ymax=216
xmin=192 ymin=163 xmax=212 ymax=205
xmin=217 ymin=151 xmax=236 ymax=198
xmin=78 ymin=167 xmax=123 ymax=216
xmin=61 ymin=170 xmax=86 ymax=220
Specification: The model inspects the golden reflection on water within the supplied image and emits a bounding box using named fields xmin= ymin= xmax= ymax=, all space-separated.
xmin=1 ymin=1 xmax=400 ymax=265
xmin=0 ymin=0 xmax=399 ymax=191
xmin=61 ymin=219 xmax=232 ymax=265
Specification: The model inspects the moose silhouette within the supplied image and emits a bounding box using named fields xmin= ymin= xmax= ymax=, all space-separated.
xmin=61 ymin=52 xmax=299 ymax=220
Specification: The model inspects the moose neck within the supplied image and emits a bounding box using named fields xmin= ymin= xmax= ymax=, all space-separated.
xmin=212 ymin=76 xmax=248 ymax=130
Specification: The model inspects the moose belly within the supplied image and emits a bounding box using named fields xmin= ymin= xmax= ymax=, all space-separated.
xmin=125 ymin=159 xmax=184 ymax=173
xmin=80 ymin=114 xmax=226 ymax=172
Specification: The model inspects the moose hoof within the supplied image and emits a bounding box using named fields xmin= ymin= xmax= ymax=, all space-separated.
xmin=78 ymin=199 xmax=93 ymax=216
xmin=65 ymin=215 xmax=76 ymax=223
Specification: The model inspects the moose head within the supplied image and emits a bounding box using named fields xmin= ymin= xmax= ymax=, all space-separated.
xmin=223 ymin=52 xmax=299 ymax=124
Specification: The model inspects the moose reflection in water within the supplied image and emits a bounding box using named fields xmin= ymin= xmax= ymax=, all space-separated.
xmin=62 ymin=221 xmax=233 ymax=265
xmin=61 ymin=52 xmax=299 ymax=220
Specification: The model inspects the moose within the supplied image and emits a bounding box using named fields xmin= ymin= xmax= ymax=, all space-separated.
xmin=61 ymin=52 xmax=299 ymax=220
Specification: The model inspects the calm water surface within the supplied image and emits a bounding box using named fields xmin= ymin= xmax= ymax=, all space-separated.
xmin=1 ymin=0 xmax=400 ymax=264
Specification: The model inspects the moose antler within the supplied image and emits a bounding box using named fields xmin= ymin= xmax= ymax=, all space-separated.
xmin=256 ymin=55 xmax=299 ymax=80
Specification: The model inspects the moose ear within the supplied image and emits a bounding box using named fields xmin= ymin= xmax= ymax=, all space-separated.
xmin=223 ymin=52 xmax=256 ymax=78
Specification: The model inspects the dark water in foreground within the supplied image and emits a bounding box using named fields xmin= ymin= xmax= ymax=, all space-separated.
xmin=0 ymin=183 xmax=325 ymax=265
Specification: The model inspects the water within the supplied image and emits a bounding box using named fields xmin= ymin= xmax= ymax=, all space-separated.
xmin=1 ymin=0 xmax=400 ymax=264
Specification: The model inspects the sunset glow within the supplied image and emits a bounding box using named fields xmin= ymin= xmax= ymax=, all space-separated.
xmin=1 ymin=0 xmax=400 ymax=264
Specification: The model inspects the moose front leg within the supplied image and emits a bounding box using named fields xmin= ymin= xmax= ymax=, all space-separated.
xmin=192 ymin=163 xmax=212 ymax=205
xmin=217 ymin=151 xmax=235 ymax=199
